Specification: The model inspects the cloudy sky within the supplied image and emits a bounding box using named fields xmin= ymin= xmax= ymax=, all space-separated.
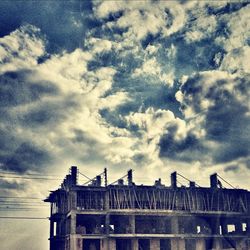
xmin=0 ymin=0 xmax=250 ymax=249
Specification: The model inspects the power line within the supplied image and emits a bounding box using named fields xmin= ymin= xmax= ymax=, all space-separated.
xmin=0 ymin=171 xmax=62 ymax=177
xmin=217 ymin=174 xmax=236 ymax=189
xmin=78 ymin=171 xmax=91 ymax=181
xmin=0 ymin=203 xmax=47 ymax=206
xmin=0 ymin=207 xmax=48 ymax=210
xmin=0 ymin=196 xmax=43 ymax=199
xmin=0 ymin=216 xmax=47 ymax=220
xmin=0 ymin=175 xmax=61 ymax=180
xmin=177 ymin=173 xmax=201 ymax=187
xmin=83 ymin=170 xmax=106 ymax=185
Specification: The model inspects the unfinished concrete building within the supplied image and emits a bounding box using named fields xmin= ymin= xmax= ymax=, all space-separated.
xmin=45 ymin=166 xmax=250 ymax=250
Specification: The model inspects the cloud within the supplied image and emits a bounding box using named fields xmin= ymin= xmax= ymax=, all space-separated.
xmin=184 ymin=14 xmax=217 ymax=43
xmin=133 ymin=57 xmax=175 ymax=86
xmin=0 ymin=25 xmax=45 ymax=74
xmin=93 ymin=0 xmax=186 ymax=43
xmin=174 ymin=70 xmax=250 ymax=165
xmin=220 ymin=46 xmax=250 ymax=74
xmin=123 ymin=108 xmax=188 ymax=167
xmin=215 ymin=4 xmax=250 ymax=52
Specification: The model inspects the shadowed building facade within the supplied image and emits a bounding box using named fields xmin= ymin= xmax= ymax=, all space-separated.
xmin=45 ymin=166 xmax=250 ymax=250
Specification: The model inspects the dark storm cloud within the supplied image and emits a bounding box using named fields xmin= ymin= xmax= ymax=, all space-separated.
xmin=19 ymin=96 xmax=78 ymax=128
xmin=167 ymin=71 xmax=250 ymax=164
xmin=0 ymin=70 xmax=59 ymax=107
xmin=0 ymin=70 xmax=65 ymax=173
xmin=1 ymin=142 xmax=51 ymax=174
xmin=159 ymin=125 xmax=204 ymax=162
xmin=0 ymin=179 xmax=26 ymax=190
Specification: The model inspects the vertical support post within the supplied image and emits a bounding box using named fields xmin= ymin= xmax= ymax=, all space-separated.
xmin=235 ymin=221 xmax=242 ymax=234
xmin=69 ymin=234 xmax=77 ymax=250
xmin=196 ymin=239 xmax=206 ymax=250
xmin=132 ymin=239 xmax=138 ymax=250
xmin=210 ymin=173 xmax=218 ymax=188
xmin=76 ymin=237 xmax=82 ymax=250
xmin=104 ymin=168 xmax=107 ymax=187
xmin=96 ymin=175 xmax=101 ymax=186
xmin=71 ymin=166 xmax=77 ymax=186
xmin=150 ymin=239 xmax=160 ymax=250
xmin=105 ymin=188 xmax=110 ymax=235
xmin=108 ymin=238 xmax=116 ymax=250
xmin=221 ymin=219 xmax=228 ymax=235
xmin=170 ymin=217 xmax=185 ymax=250
xmin=171 ymin=172 xmax=177 ymax=188
xmin=247 ymin=218 xmax=250 ymax=235
xmin=171 ymin=216 xmax=179 ymax=234
xmin=190 ymin=181 xmax=195 ymax=188
xmin=212 ymin=238 xmax=222 ymax=250
xmin=171 ymin=238 xmax=185 ymax=250
xmin=236 ymin=239 xmax=247 ymax=250
xmin=50 ymin=219 xmax=54 ymax=238
xmin=129 ymin=215 xmax=135 ymax=233
xmin=100 ymin=238 xmax=108 ymax=250
xmin=70 ymin=211 xmax=76 ymax=234
xmin=128 ymin=169 xmax=133 ymax=185
xmin=211 ymin=217 xmax=220 ymax=235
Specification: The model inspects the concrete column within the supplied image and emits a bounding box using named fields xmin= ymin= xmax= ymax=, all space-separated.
xmin=171 ymin=217 xmax=179 ymax=233
xmin=171 ymin=239 xmax=185 ymax=250
xmin=132 ymin=239 xmax=138 ymax=250
xmin=70 ymin=211 xmax=76 ymax=234
xmin=50 ymin=219 xmax=54 ymax=238
xmin=105 ymin=213 xmax=110 ymax=234
xmin=221 ymin=221 xmax=228 ymax=235
xmin=179 ymin=239 xmax=185 ymax=250
xmin=212 ymin=239 xmax=222 ymax=250
xmin=70 ymin=191 xmax=77 ymax=210
xmin=158 ymin=218 xmax=166 ymax=233
xmin=76 ymin=237 xmax=82 ymax=250
xmin=247 ymin=219 xmax=250 ymax=235
xmin=129 ymin=215 xmax=135 ymax=233
xmin=235 ymin=222 xmax=243 ymax=234
xmin=150 ymin=239 xmax=160 ymax=250
xmin=108 ymin=238 xmax=116 ymax=250
xmin=211 ymin=217 xmax=220 ymax=235
xmin=196 ymin=239 xmax=205 ymax=250
xmin=70 ymin=235 xmax=77 ymax=250
xmin=100 ymin=238 xmax=108 ymax=250
xmin=236 ymin=239 xmax=247 ymax=250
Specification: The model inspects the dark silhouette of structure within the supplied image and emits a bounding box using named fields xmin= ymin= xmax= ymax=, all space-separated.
xmin=45 ymin=166 xmax=250 ymax=250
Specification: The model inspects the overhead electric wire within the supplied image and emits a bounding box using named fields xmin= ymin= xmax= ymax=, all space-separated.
xmin=78 ymin=171 xmax=91 ymax=181
xmin=0 ymin=175 xmax=61 ymax=180
xmin=0 ymin=171 xmax=62 ymax=177
xmin=109 ymin=170 xmax=134 ymax=186
xmin=0 ymin=207 xmax=47 ymax=210
xmin=177 ymin=172 xmax=201 ymax=187
xmin=0 ymin=216 xmax=47 ymax=219
xmin=0 ymin=196 xmax=43 ymax=199
xmin=177 ymin=180 xmax=185 ymax=187
xmin=83 ymin=170 xmax=106 ymax=185
xmin=217 ymin=174 xmax=236 ymax=189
